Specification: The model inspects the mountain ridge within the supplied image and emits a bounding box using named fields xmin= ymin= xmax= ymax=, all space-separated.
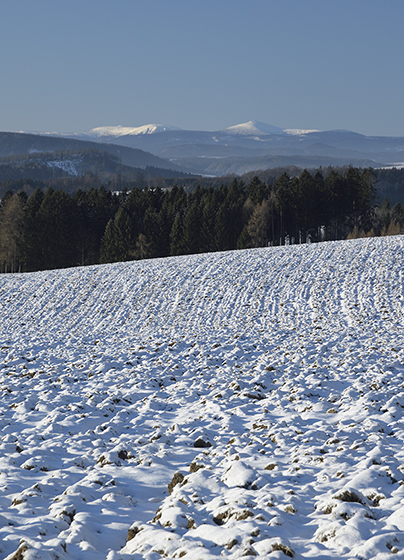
xmin=38 ymin=120 xmax=404 ymax=175
xmin=7 ymin=121 xmax=404 ymax=177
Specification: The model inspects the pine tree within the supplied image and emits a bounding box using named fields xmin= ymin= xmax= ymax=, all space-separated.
xmin=142 ymin=207 xmax=160 ymax=258
xmin=99 ymin=219 xmax=116 ymax=263
xmin=324 ymin=170 xmax=345 ymax=239
xmin=392 ymin=203 xmax=404 ymax=227
xmin=379 ymin=198 xmax=391 ymax=233
xmin=24 ymin=189 xmax=44 ymax=271
xmin=157 ymin=206 xmax=172 ymax=257
xmin=237 ymin=226 xmax=252 ymax=249
xmin=199 ymin=196 xmax=216 ymax=253
xmin=0 ymin=194 xmax=26 ymax=272
xmin=247 ymin=176 xmax=266 ymax=204
xmin=273 ymin=173 xmax=291 ymax=245
xmin=214 ymin=205 xmax=232 ymax=251
xmin=100 ymin=207 xmax=133 ymax=264
xmin=35 ymin=189 xmax=79 ymax=270
xmin=182 ymin=200 xmax=201 ymax=254
xmin=170 ymin=212 xmax=186 ymax=256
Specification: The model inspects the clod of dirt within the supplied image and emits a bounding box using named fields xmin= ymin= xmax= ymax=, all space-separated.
xmin=168 ymin=472 xmax=185 ymax=494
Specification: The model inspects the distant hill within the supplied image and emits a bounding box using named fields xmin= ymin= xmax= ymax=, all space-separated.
xmin=0 ymin=148 xmax=194 ymax=183
xmin=0 ymin=131 xmax=192 ymax=181
xmin=165 ymin=153 xmax=378 ymax=176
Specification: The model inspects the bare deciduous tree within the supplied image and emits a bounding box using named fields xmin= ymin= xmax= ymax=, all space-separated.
xmin=246 ymin=199 xmax=270 ymax=247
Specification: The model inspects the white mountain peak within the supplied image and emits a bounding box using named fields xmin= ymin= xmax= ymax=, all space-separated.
xmin=85 ymin=124 xmax=181 ymax=138
xmin=224 ymin=120 xmax=285 ymax=136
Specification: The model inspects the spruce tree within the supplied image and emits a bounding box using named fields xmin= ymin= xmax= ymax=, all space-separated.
xmin=100 ymin=219 xmax=117 ymax=264
xmin=170 ymin=212 xmax=186 ymax=256
xmin=100 ymin=203 xmax=133 ymax=264
xmin=0 ymin=194 xmax=26 ymax=272
xmin=182 ymin=200 xmax=201 ymax=254
xmin=35 ymin=189 xmax=79 ymax=270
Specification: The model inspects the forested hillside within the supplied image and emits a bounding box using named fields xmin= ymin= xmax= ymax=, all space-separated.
xmin=0 ymin=150 xmax=195 ymax=185
xmin=1 ymin=167 xmax=402 ymax=273
xmin=0 ymin=131 xmax=187 ymax=173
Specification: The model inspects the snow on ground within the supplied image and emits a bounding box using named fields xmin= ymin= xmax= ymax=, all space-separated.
xmin=46 ymin=159 xmax=80 ymax=177
xmin=1 ymin=237 xmax=404 ymax=560
xmin=283 ymin=129 xmax=322 ymax=136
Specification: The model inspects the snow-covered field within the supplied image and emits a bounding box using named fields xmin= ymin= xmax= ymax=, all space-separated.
xmin=1 ymin=237 xmax=404 ymax=560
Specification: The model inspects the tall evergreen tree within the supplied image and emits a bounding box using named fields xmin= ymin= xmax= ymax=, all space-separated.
xmin=214 ymin=204 xmax=232 ymax=251
xmin=170 ymin=212 xmax=186 ymax=256
xmin=100 ymin=207 xmax=133 ymax=263
xmin=99 ymin=219 xmax=116 ymax=264
xmin=0 ymin=194 xmax=26 ymax=272
xmin=35 ymin=189 xmax=79 ymax=270
xmin=273 ymin=172 xmax=291 ymax=245
xmin=182 ymin=200 xmax=201 ymax=254
xmin=199 ymin=192 xmax=217 ymax=253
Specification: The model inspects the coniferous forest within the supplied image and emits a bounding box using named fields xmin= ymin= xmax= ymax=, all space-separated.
xmin=0 ymin=167 xmax=403 ymax=273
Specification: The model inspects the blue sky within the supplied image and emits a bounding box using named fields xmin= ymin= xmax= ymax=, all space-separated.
xmin=1 ymin=0 xmax=403 ymax=136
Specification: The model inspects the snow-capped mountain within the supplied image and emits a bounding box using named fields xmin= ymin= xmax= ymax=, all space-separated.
xmin=82 ymin=124 xmax=181 ymax=139
xmin=18 ymin=120 xmax=404 ymax=176
xmin=223 ymin=120 xmax=286 ymax=136
xmin=51 ymin=120 xmax=404 ymax=175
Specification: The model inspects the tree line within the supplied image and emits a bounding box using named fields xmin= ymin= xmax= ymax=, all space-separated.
xmin=0 ymin=167 xmax=403 ymax=273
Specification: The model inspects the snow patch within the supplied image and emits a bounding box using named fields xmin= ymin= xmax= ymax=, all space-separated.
xmin=284 ymin=128 xmax=322 ymax=135
xmin=46 ymin=159 xmax=79 ymax=176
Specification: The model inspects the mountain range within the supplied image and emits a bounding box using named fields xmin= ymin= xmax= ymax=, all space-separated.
xmin=57 ymin=120 xmax=404 ymax=175
xmin=1 ymin=121 xmax=404 ymax=182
